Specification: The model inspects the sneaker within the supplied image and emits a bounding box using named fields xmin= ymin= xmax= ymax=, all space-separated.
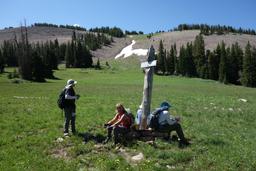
xmin=64 ymin=132 xmax=69 ymax=136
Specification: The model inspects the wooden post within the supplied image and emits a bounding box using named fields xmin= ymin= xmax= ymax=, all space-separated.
xmin=140 ymin=45 xmax=157 ymax=130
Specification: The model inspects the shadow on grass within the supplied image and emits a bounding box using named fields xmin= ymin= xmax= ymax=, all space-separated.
xmin=77 ymin=132 xmax=106 ymax=144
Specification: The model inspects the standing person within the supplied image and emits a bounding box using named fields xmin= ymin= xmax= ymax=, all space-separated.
xmin=104 ymin=103 xmax=131 ymax=144
xmin=63 ymin=79 xmax=80 ymax=136
xmin=157 ymin=101 xmax=190 ymax=147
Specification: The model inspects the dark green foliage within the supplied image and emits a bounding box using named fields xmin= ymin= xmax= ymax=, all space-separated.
xmin=156 ymin=40 xmax=165 ymax=74
xmin=59 ymin=43 xmax=66 ymax=61
xmin=173 ymin=24 xmax=256 ymax=35
xmin=2 ymin=40 xmax=18 ymax=67
xmin=33 ymin=22 xmax=87 ymax=31
xmin=185 ymin=42 xmax=197 ymax=77
xmin=65 ymin=31 xmax=93 ymax=68
xmin=193 ymin=34 xmax=206 ymax=77
xmin=65 ymin=42 xmax=74 ymax=68
xmin=0 ymin=49 xmax=4 ymax=73
xmin=31 ymin=50 xmax=45 ymax=82
xmin=95 ymin=58 xmax=101 ymax=70
xmin=227 ymin=44 xmax=240 ymax=84
xmin=16 ymin=26 xmax=33 ymax=80
xmin=89 ymin=26 xmax=124 ymax=37
xmin=241 ymin=42 xmax=256 ymax=87
xmin=219 ymin=41 xmax=228 ymax=83
xmin=208 ymin=49 xmax=219 ymax=80
xmin=154 ymin=35 xmax=255 ymax=88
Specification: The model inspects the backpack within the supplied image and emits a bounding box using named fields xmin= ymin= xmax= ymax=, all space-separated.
xmin=125 ymin=111 xmax=135 ymax=128
xmin=148 ymin=106 xmax=169 ymax=130
xmin=57 ymin=88 xmax=67 ymax=109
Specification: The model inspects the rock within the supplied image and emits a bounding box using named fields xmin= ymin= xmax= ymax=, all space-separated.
xmin=166 ymin=165 xmax=175 ymax=169
xmin=131 ymin=152 xmax=144 ymax=162
xmin=228 ymin=108 xmax=234 ymax=111
xmin=239 ymin=98 xmax=247 ymax=102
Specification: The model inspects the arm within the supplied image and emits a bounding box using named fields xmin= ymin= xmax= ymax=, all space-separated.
xmin=65 ymin=88 xmax=78 ymax=100
xmin=107 ymin=113 xmax=119 ymax=125
xmin=163 ymin=111 xmax=177 ymax=125
xmin=111 ymin=114 xmax=125 ymax=127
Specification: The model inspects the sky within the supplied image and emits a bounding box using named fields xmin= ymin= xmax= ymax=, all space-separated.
xmin=1 ymin=0 xmax=256 ymax=33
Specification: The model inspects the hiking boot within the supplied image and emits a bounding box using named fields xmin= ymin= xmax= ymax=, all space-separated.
xmin=178 ymin=140 xmax=191 ymax=148
xmin=64 ymin=132 xmax=69 ymax=136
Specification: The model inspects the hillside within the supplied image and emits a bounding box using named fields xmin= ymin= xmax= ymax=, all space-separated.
xmin=0 ymin=26 xmax=131 ymax=58
xmin=1 ymin=26 xmax=256 ymax=58
xmin=0 ymin=27 xmax=256 ymax=58
xmin=133 ymin=30 xmax=256 ymax=54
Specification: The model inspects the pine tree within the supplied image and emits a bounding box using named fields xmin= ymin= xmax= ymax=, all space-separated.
xmin=227 ymin=44 xmax=240 ymax=84
xmin=65 ymin=42 xmax=73 ymax=68
xmin=173 ymin=43 xmax=179 ymax=75
xmin=16 ymin=24 xmax=33 ymax=80
xmin=49 ymin=41 xmax=58 ymax=70
xmin=185 ymin=42 xmax=196 ymax=77
xmin=83 ymin=44 xmax=93 ymax=68
xmin=31 ymin=49 xmax=45 ymax=82
xmin=164 ymin=49 xmax=168 ymax=75
xmin=208 ymin=50 xmax=218 ymax=80
xmin=193 ymin=34 xmax=206 ymax=77
xmin=234 ymin=42 xmax=243 ymax=75
xmin=95 ymin=58 xmax=101 ymax=70
xmin=242 ymin=42 xmax=256 ymax=87
xmin=178 ymin=45 xmax=186 ymax=76
xmin=74 ymin=40 xmax=83 ymax=67
xmin=0 ymin=49 xmax=4 ymax=73
xmin=169 ymin=46 xmax=175 ymax=75
xmin=210 ymin=44 xmax=221 ymax=80
xmin=156 ymin=40 xmax=165 ymax=74
xmin=218 ymin=41 xmax=228 ymax=83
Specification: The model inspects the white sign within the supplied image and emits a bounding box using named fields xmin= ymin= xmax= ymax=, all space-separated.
xmin=141 ymin=60 xmax=157 ymax=68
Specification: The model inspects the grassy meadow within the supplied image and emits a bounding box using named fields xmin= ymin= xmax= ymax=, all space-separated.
xmin=0 ymin=57 xmax=256 ymax=171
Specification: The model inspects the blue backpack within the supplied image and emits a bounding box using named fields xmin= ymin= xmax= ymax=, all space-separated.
xmin=148 ymin=106 xmax=168 ymax=130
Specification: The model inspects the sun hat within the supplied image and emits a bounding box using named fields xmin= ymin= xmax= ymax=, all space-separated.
xmin=66 ymin=79 xmax=77 ymax=87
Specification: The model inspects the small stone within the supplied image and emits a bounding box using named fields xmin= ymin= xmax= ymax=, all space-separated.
xmin=238 ymin=98 xmax=247 ymax=103
xmin=56 ymin=137 xmax=64 ymax=143
xmin=131 ymin=152 xmax=144 ymax=162
xmin=166 ymin=165 xmax=175 ymax=169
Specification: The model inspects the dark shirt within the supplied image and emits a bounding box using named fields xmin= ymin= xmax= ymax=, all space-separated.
xmin=65 ymin=87 xmax=76 ymax=108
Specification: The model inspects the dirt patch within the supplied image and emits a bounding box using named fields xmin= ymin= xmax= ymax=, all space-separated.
xmin=51 ymin=147 xmax=70 ymax=160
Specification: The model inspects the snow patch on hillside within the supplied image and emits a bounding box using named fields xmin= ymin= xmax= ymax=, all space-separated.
xmin=115 ymin=40 xmax=148 ymax=59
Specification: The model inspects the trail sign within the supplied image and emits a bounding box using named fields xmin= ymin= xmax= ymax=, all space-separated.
xmin=140 ymin=45 xmax=157 ymax=130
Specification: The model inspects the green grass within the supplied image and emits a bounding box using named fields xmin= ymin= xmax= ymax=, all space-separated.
xmin=1 ymin=57 xmax=256 ymax=170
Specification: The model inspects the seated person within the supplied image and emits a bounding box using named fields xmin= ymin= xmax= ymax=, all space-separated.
xmin=157 ymin=101 xmax=190 ymax=146
xmin=135 ymin=104 xmax=152 ymax=129
xmin=104 ymin=103 xmax=131 ymax=144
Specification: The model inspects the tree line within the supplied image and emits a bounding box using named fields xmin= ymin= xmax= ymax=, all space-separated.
xmin=155 ymin=35 xmax=256 ymax=87
xmin=33 ymin=23 xmax=87 ymax=31
xmin=172 ymin=24 xmax=256 ymax=36
xmin=33 ymin=23 xmax=126 ymax=38
xmin=0 ymin=27 xmax=112 ymax=81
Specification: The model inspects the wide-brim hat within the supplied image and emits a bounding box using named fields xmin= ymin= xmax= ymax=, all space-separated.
xmin=66 ymin=79 xmax=77 ymax=87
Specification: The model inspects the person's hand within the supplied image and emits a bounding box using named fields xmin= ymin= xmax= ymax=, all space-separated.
xmin=175 ymin=116 xmax=181 ymax=122
xmin=104 ymin=123 xmax=110 ymax=128
xmin=76 ymin=94 xmax=80 ymax=100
